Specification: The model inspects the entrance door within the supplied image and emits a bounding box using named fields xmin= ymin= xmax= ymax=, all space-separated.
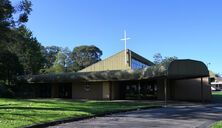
xmin=59 ymin=83 xmax=72 ymax=98
xmin=122 ymin=80 xmax=157 ymax=100
xmin=38 ymin=84 xmax=51 ymax=98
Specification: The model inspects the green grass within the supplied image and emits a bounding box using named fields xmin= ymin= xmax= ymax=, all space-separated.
xmin=212 ymin=91 xmax=222 ymax=103
xmin=211 ymin=121 xmax=222 ymax=128
xmin=210 ymin=91 xmax=222 ymax=128
xmin=0 ymin=98 xmax=157 ymax=128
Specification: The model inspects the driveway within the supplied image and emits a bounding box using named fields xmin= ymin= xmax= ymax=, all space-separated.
xmin=48 ymin=103 xmax=222 ymax=128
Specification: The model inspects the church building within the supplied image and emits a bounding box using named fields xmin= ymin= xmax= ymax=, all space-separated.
xmin=21 ymin=49 xmax=212 ymax=102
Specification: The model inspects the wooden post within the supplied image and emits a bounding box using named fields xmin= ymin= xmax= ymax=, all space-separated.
xmin=109 ymin=82 xmax=112 ymax=100
xmin=201 ymin=77 xmax=204 ymax=103
xmin=138 ymin=81 xmax=141 ymax=99
xmin=164 ymin=78 xmax=167 ymax=107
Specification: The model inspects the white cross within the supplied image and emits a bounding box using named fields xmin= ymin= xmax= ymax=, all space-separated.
xmin=121 ymin=30 xmax=130 ymax=65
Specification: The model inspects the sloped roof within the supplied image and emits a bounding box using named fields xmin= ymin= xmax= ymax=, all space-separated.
xmin=216 ymin=77 xmax=222 ymax=82
xmin=19 ymin=59 xmax=209 ymax=83
xmin=79 ymin=49 xmax=154 ymax=72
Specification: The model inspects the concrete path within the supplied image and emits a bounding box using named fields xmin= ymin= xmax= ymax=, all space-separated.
xmin=48 ymin=103 xmax=222 ymax=128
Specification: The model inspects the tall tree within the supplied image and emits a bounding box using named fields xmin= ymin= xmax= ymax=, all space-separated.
xmin=153 ymin=53 xmax=178 ymax=66
xmin=41 ymin=46 xmax=62 ymax=68
xmin=40 ymin=47 xmax=72 ymax=73
xmin=0 ymin=0 xmax=32 ymax=46
xmin=0 ymin=0 xmax=34 ymax=79
xmin=0 ymin=51 xmax=23 ymax=85
xmin=161 ymin=56 xmax=178 ymax=67
xmin=71 ymin=45 xmax=102 ymax=71
xmin=153 ymin=53 xmax=163 ymax=64
xmin=53 ymin=47 xmax=72 ymax=72
xmin=0 ymin=0 xmax=15 ymax=51
xmin=10 ymin=26 xmax=45 ymax=75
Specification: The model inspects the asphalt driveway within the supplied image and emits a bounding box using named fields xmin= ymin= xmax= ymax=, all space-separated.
xmin=48 ymin=103 xmax=222 ymax=128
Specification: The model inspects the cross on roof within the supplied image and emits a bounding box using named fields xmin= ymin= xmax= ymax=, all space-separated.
xmin=121 ymin=30 xmax=130 ymax=50
xmin=121 ymin=30 xmax=130 ymax=65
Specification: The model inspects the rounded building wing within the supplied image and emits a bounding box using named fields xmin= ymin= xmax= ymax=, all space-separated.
xmin=167 ymin=59 xmax=209 ymax=79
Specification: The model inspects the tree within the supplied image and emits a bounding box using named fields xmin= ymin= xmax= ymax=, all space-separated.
xmin=71 ymin=45 xmax=102 ymax=71
xmin=41 ymin=47 xmax=72 ymax=73
xmin=0 ymin=0 xmax=32 ymax=26
xmin=161 ymin=56 xmax=178 ymax=67
xmin=0 ymin=0 xmax=32 ymax=48
xmin=153 ymin=53 xmax=163 ymax=64
xmin=153 ymin=53 xmax=178 ymax=66
xmin=41 ymin=46 xmax=62 ymax=68
xmin=0 ymin=0 xmax=35 ymax=84
xmin=0 ymin=0 xmax=14 ymax=31
xmin=17 ymin=0 xmax=32 ymax=23
xmin=53 ymin=47 xmax=72 ymax=72
xmin=9 ymin=26 xmax=45 ymax=75
xmin=0 ymin=50 xmax=23 ymax=85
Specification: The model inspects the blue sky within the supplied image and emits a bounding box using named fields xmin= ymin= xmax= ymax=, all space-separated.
xmin=12 ymin=0 xmax=222 ymax=74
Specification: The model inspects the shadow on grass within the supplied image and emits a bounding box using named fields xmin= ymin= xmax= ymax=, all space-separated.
xmin=0 ymin=99 xmax=153 ymax=118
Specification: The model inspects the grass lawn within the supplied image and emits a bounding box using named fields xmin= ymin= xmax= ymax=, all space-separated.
xmin=211 ymin=121 xmax=222 ymax=128
xmin=0 ymin=98 xmax=158 ymax=128
xmin=212 ymin=91 xmax=222 ymax=103
xmin=210 ymin=91 xmax=222 ymax=128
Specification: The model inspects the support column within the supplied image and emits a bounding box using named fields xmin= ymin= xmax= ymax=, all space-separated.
xmin=164 ymin=78 xmax=167 ymax=107
xmin=201 ymin=77 xmax=204 ymax=103
xmin=138 ymin=81 xmax=141 ymax=99
xmin=109 ymin=82 xmax=112 ymax=100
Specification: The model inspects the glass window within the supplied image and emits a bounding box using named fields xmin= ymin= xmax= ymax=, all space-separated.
xmin=131 ymin=58 xmax=149 ymax=69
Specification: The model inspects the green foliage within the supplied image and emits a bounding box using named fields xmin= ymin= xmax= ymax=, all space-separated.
xmin=161 ymin=56 xmax=178 ymax=67
xmin=153 ymin=53 xmax=163 ymax=64
xmin=0 ymin=50 xmax=23 ymax=85
xmin=54 ymin=48 xmax=72 ymax=69
xmin=40 ymin=47 xmax=72 ymax=73
xmin=40 ymin=45 xmax=103 ymax=73
xmin=153 ymin=53 xmax=178 ymax=66
xmin=0 ymin=0 xmax=32 ymax=29
xmin=48 ymin=64 xmax=65 ymax=73
xmin=9 ymin=26 xmax=45 ymax=75
xmin=71 ymin=45 xmax=102 ymax=71
xmin=0 ymin=0 xmax=45 ymax=86
xmin=0 ymin=0 xmax=33 ymax=50
xmin=0 ymin=98 xmax=157 ymax=128
xmin=0 ymin=0 xmax=15 ymax=51
xmin=0 ymin=0 xmax=14 ymax=26
xmin=0 ymin=1 xmax=104 ymax=80
xmin=18 ymin=0 xmax=32 ymax=23
xmin=0 ymin=82 xmax=14 ymax=97
xmin=41 ymin=46 xmax=61 ymax=68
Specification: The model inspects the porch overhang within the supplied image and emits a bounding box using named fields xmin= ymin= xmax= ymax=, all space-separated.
xmin=18 ymin=59 xmax=209 ymax=83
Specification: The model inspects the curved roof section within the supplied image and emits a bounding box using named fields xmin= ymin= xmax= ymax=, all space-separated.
xmin=20 ymin=59 xmax=209 ymax=83
xmin=167 ymin=59 xmax=209 ymax=79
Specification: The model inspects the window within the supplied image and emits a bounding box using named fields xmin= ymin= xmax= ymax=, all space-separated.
xmin=131 ymin=58 xmax=149 ymax=69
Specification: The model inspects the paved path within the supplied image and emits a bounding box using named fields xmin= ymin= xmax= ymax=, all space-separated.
xmin=48 ymin=103 xmax=222 ymax=128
